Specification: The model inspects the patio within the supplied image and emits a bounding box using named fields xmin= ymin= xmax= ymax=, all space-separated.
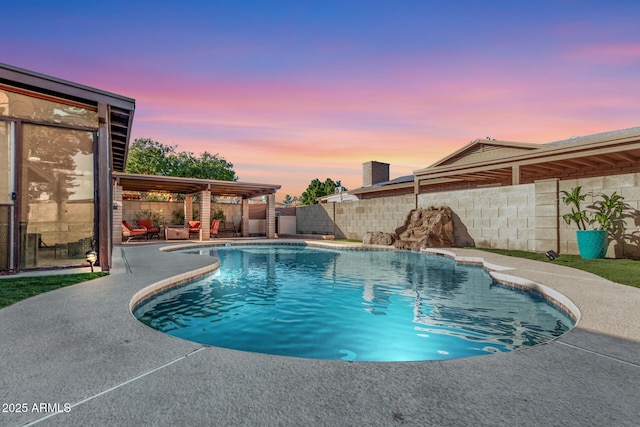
xmin=1 ymin=241 xmax=639 ymax=426
xmin=113 ymin=172 xmax=281 ymax=247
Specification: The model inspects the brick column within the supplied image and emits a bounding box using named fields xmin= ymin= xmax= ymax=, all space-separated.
xmin=199 ymin=190 xmax=211 ymax=241
xmin=266 ymin=193 xmax=276 ymax=239
xmin=184 ymin=195 xmax=193 ymax=226
xmin=112 ymin=184 xmax=123 ymax=245
xmin=242 ymin=198 xmax=249 ymax=237
xmin=534 ymin=178 xmax=559 ymax=253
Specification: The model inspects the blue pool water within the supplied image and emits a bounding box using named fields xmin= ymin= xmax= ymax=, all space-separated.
xmin=134 ymin=245 xmax=574 ymax=361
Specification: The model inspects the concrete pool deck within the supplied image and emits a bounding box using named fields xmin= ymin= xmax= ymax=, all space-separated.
xmin=1 ymin=240 xmax=639 ymax=426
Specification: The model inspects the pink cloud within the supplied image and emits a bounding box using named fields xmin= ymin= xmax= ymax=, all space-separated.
xmin=563 ymin=42 xmax=640 ymax=64
xmin=112 ymin=50 xmax=640 ymax=201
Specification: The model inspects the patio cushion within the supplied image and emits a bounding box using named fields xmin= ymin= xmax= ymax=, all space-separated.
xmin=122 ymin=220 xmax=147 ymax=241
xmin=211 ymin=219 xmax=220 ymax=237
xmin=137 ymin=219 xmax=160 ymax=239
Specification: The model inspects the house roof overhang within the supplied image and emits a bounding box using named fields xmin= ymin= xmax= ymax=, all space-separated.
xmin=349 ymin=181 xmax=415 ymax=196
xmin=427 ymin=139 xmax=545 ymax=168
xmin=349 ymin=174 xmax=415 ymax=196
xmin=415 ymin=127 xmax=640 ymax=187
xmin=113 ymin=172 xmax=281 ymax=199
xmin=0 ymin=62 xmax=135 ymax=172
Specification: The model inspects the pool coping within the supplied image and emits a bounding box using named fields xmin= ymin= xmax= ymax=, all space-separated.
xmin=422 ymin=248 xmax=581 ymax=323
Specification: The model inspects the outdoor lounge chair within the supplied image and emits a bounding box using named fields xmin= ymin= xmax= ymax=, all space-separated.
xmin=122 ymin=220 xmax=147 ymax=242
xmin=210 ymin=219 xmax=220 ymax=238
xmin=188 ymin=220 xmax=200 ymax=237
xmin=137 ymin=219 xmax=160 ymax=239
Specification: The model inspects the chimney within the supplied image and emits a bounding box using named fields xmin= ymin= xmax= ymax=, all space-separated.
xmin=363 ymin=161 xmax=390 ymax=187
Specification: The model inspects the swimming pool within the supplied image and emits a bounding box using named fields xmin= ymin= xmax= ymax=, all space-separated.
xmin=134 ymin=245 xmax=574 ymax=361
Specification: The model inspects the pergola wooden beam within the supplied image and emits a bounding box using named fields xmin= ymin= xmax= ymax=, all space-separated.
xmin=610 ymin=151 xmax=637 ymax=164
xmin=113 ymin=172 xmax=280 ymax=199
xmin=414 ymin=139 xmax=640 ymax=195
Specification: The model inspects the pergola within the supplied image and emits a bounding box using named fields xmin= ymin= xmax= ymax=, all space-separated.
xmin=112 ymin=172 xmax=281 ymax=243
xmin=413 ymin=129 xmax=640 ymax=192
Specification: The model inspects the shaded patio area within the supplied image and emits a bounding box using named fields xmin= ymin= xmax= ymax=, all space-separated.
xmin=112 ymin=172 xmax=281 ymax=245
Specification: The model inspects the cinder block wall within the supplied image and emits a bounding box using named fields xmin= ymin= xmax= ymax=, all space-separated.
xmin=123 ymin=201 xmax=242 ymax=227
xmin=296 ymin=195 xmax=415 ymax=239
xmin=335 ymin=195 xmax=416 ymax=239
xmin=295 ymin=204 xmax=336 ymax=236
xmin=123 ymin=201 xmax=179 ymax=225
xmin=296 ymin=184 xmax=537 ymax=250
xmin=533 ymin=179 xmax=559 ymax=253
xmin=418 ymin=184 xmax=536 ymax=250
xmin=293 ymin=172 xmax=640 ymax=258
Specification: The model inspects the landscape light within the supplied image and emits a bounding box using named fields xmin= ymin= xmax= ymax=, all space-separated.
xmin=85 ymin=250 xmax=97 ymax=272
xmin=545 ymin=250 xmax=559 ymax=261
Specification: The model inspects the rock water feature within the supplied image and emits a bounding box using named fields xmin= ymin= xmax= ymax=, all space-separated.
xmin=363 ymin=206 xmax=454 ymax=250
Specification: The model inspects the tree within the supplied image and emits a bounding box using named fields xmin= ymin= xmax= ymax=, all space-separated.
xmin=282 ymin=194 xmax=293 ymax=206
xmin=300 ymin=178 xmax=346 ymax=205
xmin=124 ymin=138 xmax=174 ymax=175
xmin=125 ymin=138 xmax=237 ymax=181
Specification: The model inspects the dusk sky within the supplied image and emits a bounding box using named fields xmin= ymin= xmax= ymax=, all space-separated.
xmin=4 ymin=1 xmax=639 ymax=200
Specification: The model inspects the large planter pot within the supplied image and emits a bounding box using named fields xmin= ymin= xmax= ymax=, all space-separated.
xmin=576 ymin=230 xmax=608 ymax=259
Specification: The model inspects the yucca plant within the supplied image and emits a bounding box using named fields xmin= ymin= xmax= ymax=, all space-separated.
xmin=559 ymin=186 xmax=591 ymax=230
xmin=560 ymin=187 xmax=628 ymax=235
xmin=591 ymin=192 xmax=627 ymax=235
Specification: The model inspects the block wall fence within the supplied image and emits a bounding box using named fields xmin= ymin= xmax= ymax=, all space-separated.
xmin=559 ymin=173 xmax=640 ymax=258
xmin=122 ymin=201 xmax=243 ymax=227
xmin=296 ymin=172 xmax=640 ymax=258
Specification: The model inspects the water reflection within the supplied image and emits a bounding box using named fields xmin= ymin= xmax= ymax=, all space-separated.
xmin=135 ymin=246 xmax=573 ymax=361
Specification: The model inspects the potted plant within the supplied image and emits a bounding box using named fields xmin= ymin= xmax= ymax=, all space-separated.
xmin=560 ymin=186 xmax=628 ymax=259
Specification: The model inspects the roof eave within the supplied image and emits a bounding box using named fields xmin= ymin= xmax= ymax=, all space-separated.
xmin=349 ymin=181 xmax=414 ymax=195
xmin=415 ymin=131 xmax=640 ymax=179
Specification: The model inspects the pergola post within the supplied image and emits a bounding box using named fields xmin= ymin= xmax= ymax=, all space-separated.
xmin=242 ymin=198 xmax=249 ymax=237
xmin=199 ymin=190 xmax=210 ymax=241
xmin=512 ymin=164 xmax=520 ymax=185
xmin=184 ymin=195 xmax=193 ymax=226
xmin=112 ymin=183 xmax=123 ymax=245
xmin=266 ymin=193 xmax=276 ymax=239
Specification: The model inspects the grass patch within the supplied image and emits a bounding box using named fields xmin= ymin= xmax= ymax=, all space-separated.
xmin=0 ymin=272 xmax=108 ymax=309
xmin=475 ymin=248 xmax=640 ymax=288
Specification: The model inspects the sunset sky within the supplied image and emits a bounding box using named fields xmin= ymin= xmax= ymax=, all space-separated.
xmin=4 ymin=1 xmax=639 ymax=200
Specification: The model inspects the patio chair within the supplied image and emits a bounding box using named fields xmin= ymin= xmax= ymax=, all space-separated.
xmin=210 ymin=219 xmax=220 ymax=238
xmin=188 ymin=220 xmax=201 ymax=237
xmin=122 ymin=220 xmax=147 ymax=242
xmin=137 ymin=219 xmax=160 ymax=239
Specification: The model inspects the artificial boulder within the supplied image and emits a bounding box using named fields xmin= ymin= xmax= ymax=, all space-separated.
xmin=393 ymin=206 xmax=454 ymax=251
xmin=363 ymin=231 xmax=397 ymax=246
